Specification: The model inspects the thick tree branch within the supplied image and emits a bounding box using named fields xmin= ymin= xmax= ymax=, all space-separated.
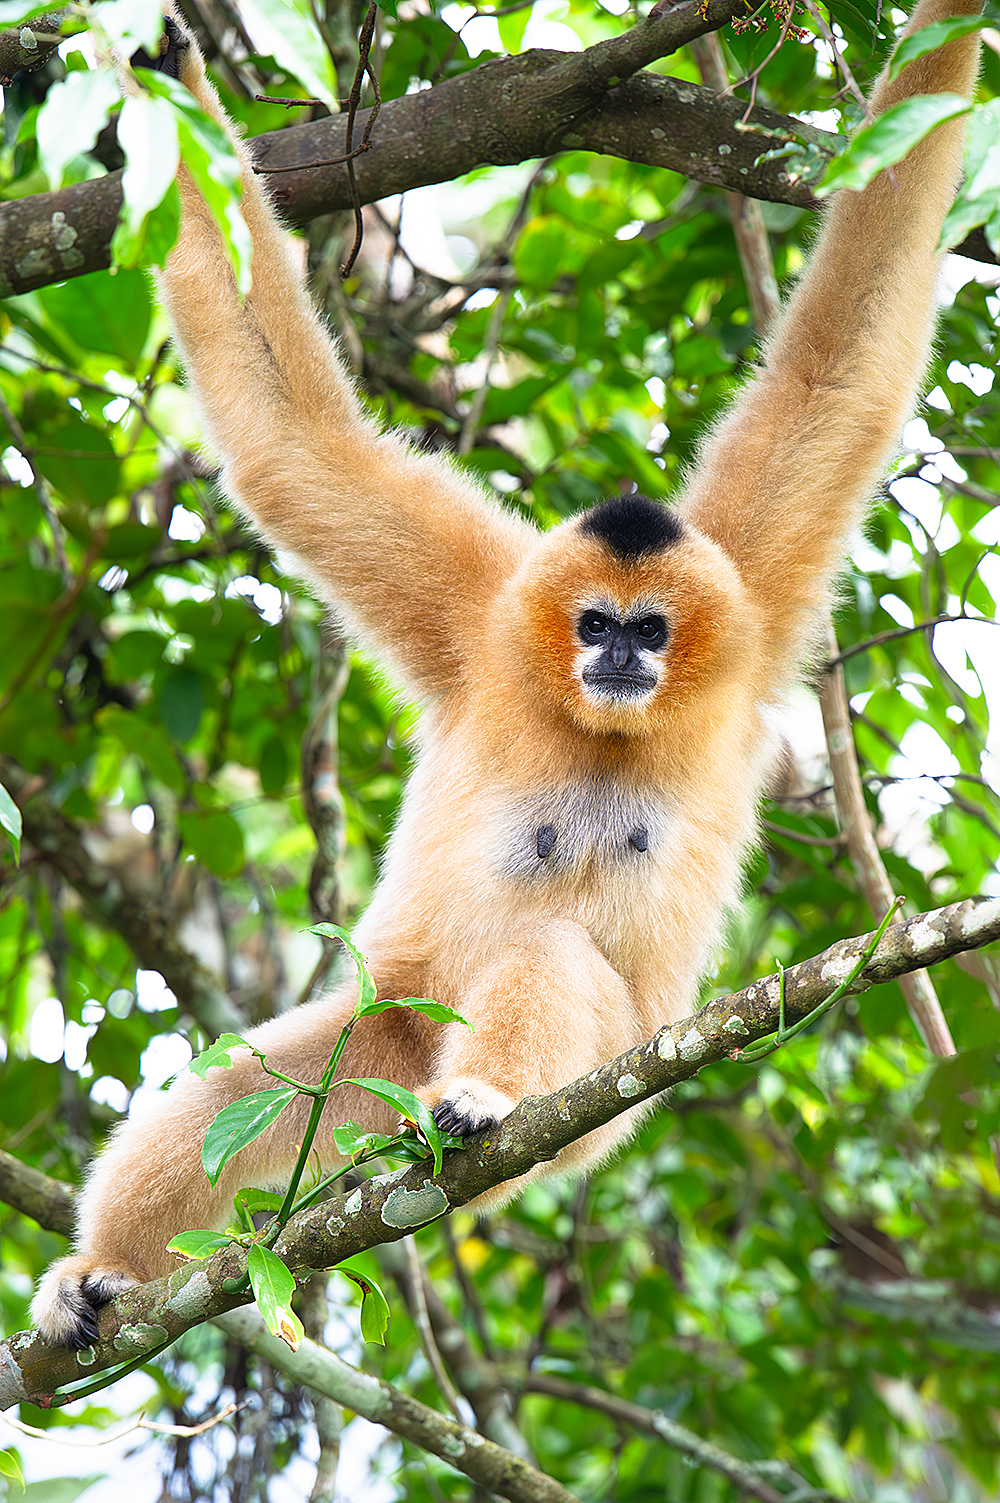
xmin=0 ymin=754 xmax=244 ymax=1036
xmin=0 ymin=0 xmax=830 ymax=301
xmin=0 ymin=894 xmax=997 ymax=1411
xmin=0 ymin=1148 xmax=75 ymax=1238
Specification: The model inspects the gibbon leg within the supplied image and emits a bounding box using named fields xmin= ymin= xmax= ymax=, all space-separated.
xmin=422 ymin=920 xmax=642 ymax=1137
xmin=30 ymin=977 xmax=439 ymax=1347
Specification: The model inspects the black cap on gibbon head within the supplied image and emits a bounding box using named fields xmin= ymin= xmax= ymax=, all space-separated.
xmin=579 ymin=494 xmax=683 ymax=562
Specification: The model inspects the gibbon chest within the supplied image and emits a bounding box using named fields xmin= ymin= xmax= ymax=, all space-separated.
xmin=491 ymin=780 xmax=671 ymax=885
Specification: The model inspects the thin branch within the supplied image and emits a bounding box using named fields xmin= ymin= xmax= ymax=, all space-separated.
xmin=0 ymin=1147 xmax=75 ymax=1237
xmin=518 ymin=1375 xmax=801 ymax=1503
xmin=828 ymin=612 xmax=994 ymax=666
xmin=1 ymin=894 xmax=997 ymax=1411
xmin=818 ymin=626 xmax=956 ymax=1058
xmin=457 ymin=292 xmax=511 ymax=457
xmin=0 ymin=753 xmax=244 ymax=1036
xmin=402 ymin=1235 xmax=468 ymax=1423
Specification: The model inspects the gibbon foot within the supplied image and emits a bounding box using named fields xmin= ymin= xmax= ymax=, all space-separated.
xmin=425 ymin=1077 xmax=518 ymax=1139
xmin=31 ymin=1256 xmax=140 ymax=1349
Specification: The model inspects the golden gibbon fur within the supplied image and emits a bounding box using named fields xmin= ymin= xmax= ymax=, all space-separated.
xmin=33 ymin=0 xmax=981 ymax=1346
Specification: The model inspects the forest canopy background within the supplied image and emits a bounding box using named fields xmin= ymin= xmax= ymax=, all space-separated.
xmin=1 ymin=0 xmax=1000 ymax=1499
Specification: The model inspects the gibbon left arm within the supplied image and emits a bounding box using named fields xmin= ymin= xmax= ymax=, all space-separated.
xmin=680 ymin=0 xmax=982 ymax=678
xmin=157 ymin=15 xmax=531 ymax=698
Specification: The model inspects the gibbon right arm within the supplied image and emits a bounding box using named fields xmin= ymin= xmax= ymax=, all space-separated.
xmin=681 ymin=0 xmax=982 ymax=680
xmin=157 ymin=20 xmax=531 ymax=698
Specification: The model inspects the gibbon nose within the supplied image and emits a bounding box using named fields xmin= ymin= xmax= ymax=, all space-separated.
xmin=610 ymin=637 xmax=632 ymax=668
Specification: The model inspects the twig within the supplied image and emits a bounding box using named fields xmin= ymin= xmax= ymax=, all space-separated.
xmin=690 ymin=32 xmax=780 ymax=329
xmin=342 ymin=1 xmax=380 ymax=277
xmin=518 ymin=1375 xmax=795 ymax=1503
xmin=256 ymin=93 xmax=326 ymax=107
xmin=761 ymin=818 xmax=844 ymax=847
xmin=3 ymin=1403 xmax=239 ymax=1444
xmin=818 ymin=624 xmax=956 ymax=1057
xmin=801 ymin=0 xmax=871 ymax=117
xmin=457 ymin=291 xmax=511 ymax=456
xmin=829 ymin=611 xmax=994 ymax=665
xmin=403 ymin=1235 xmax=468 ymax=1423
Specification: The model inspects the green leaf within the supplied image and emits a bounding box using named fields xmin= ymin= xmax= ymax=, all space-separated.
xmin=815 ymin=93 xmax=972 ymax=197
xmin=498 ymin=2 xmax=531 ymax=54
xmin=39 ymin=269 xmax=152 ymax=366
xmin=259 ymin=733 xmax=289 ymax=795
xmin=103 ymin=522 xmax=162 ymax=559
xmin=166 ymin=1229 xmax=234 ymax=1259
xmin=114 ymin=178 xmax=182 ymax=269
xmin=161 ymin=666 xmax=205 ymax=743
xmin=248 ymin=1243 xmax=304 ymax=1350
xmin=178 ymin=808 xmax=245 ymax=878
xmin=0 ymin=1448 xmax=23 ymax=1487
xmin=236 ymin=0 xmax=338 ymax=107
xmin=343 ymin=1078 xmax=445 ymax=1173
xmin=352 ymin=995 xmax=474 ymax=1029
xmin=339 ymin=1265 xmax=390 ymax=1344
xmin=0 ymin=781 xmax=21 ymax=864
xmin=307 ymin=923 xmax=377 ymax=1009
xmin=376 ymin=0 xmax=398 ymax=15
xmin=188 ymin=1032 xmax=253 ymax=1080
xmin=888 ymin=15 xmax=988 ymax=79
xmin=231 ymin=1186 xmax=283 ymax=1233
xmin=137 ymin=70 xmax=251 ymax=292
xmin=97 ymin=705 xmax=185 ymax=793
xmin=940 ymin=99 xmax=1000 ymax=253
xmin=331 ymin=1119 xmax=398 ymax=1159
xmin=36 ymin=68 xmax=120 ymax=191
xmin=201 ymin=1087 xmax=297 ymax=1186
xmin=92 ymin=0 xmax=164 ymax=55
xmin=114 ymin=93 xmax=180 ymax=260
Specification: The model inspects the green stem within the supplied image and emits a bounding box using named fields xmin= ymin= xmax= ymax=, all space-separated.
xmin=739 ymin=899 xmax=902 ymax=1063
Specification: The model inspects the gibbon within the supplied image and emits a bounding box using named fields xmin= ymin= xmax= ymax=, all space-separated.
xmin=33 ymin=0 xmax=981 ymax=1348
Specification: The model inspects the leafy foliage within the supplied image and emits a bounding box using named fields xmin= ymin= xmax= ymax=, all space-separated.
xmin=1 ymin=0 xmax=1000 ymax=1499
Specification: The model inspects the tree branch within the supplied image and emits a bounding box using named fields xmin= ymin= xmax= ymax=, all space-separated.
xmin=0 ymin=754 xmax=245 ymax=1036
xmin=0 ymin=1148 xmax=75 ymax=1238
xmin=0 ymin=2 xmax=839 ymax=301
xmin=0 ymin=893 xmax=997 ymax=1410
xmin=214 ymin=1306 xmax=577 ymax=1503
xmin=817 ymin=629 xmax=956 ymax=1057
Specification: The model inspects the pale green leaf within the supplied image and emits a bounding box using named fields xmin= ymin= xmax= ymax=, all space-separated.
xmin=36 ymin=68 xmax=120 ymax=192
xmin=888 ymin=15 xmax=988 ymax=80
xmin=248 ymin=1244 xmax=304 ymax=1350
xmin=188 ymin=1032 xmax=253 ymax=1080
xmin=308 ymin=923 xmax=377 ymax=1008
xmin=201 ymin=1087 xmax=297 ymax=1186
xmin=815 ymin=93 xmax=972 ymax=197
xmin=339 ymin=1265 xmax=390 ymax=1344
xmin=117 ymin=92 xmax=180 ymax=253
xmin=237 ymin=0 xmax=337 ymax=108
xmin=343 ymin=1077 xmax=445 ymax=1173
xmin=92 ymin=0 xmax=164 ymax=56
xmin=166 ymin=1229 xmax=234 ymax=1259
xmin=0 ymin=781 xmax=21 ymax=864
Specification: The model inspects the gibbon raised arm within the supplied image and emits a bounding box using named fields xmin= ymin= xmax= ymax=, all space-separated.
xmin=32 ymin=0 xmax=981 ymax=1349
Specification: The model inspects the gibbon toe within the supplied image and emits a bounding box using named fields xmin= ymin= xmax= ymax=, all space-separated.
xmin=428 ymin=1078 xmax=517 ymax=1139
xmin=31 ymin=1258 xmax=139 ymax=1349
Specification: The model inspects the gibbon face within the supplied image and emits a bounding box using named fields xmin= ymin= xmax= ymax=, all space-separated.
xmin=510 ymin=494 xmax=749 ymax=738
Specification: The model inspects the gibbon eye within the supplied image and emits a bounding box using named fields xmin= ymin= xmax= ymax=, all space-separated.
xmin=636 ymin=615 xmax=667 ymax=649
xmin=579 ymin=612 xmax=611 ymax=644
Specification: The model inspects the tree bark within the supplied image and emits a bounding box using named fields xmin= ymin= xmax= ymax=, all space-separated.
xmin=0 ymin=892 xmax=996 ymax=1411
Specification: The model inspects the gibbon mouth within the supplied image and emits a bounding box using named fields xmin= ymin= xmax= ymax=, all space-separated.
xmin=584 ymin=672 xmax=657 ymax=699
